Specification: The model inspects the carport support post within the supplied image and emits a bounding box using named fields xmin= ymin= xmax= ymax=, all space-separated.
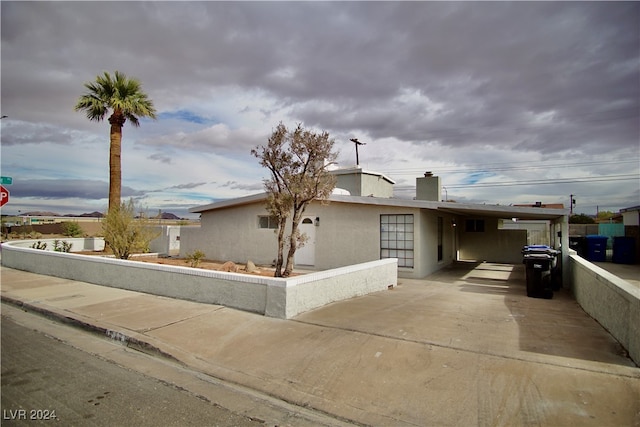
xmin=557 ymin=215 xmax=570 ymax=289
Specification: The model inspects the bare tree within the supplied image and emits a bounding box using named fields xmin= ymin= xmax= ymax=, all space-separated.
xmin=252 ymin=123 xmax=337 ymax=277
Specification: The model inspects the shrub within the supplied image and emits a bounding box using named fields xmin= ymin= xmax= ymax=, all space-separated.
xmin=53 ymin=239 xmax=73 ymax=253
xmin=61 ymin=221 xmax=84 ymax=237
xmin=569 ymin=214 xmax=595 ymax=224
xmin=102 ymin=199 xmax=160 ymax=260
xmin=185 ymin=250 xmax=206 ymax=268
xmin=30 ymin=241 xmax=47 ymax=250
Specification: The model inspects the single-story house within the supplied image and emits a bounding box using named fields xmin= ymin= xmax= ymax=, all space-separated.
xmin=182 ymin=168 xmax=569 ymax=279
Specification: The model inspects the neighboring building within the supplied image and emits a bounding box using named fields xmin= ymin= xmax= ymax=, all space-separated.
xmin=183 ymin=168 xmax=569 ymax=279
xmin=620 ymin=205 xmax=640 ymax=263
xmin=513 ymin=203 xmax=565 ymax=209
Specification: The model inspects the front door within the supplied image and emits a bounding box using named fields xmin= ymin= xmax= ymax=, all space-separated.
xmin=295 ymin=217 xmax=316 ymax=266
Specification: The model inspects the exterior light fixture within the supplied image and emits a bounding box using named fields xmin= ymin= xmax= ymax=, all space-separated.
xmin=315 ymin=217 xmax=320 ymax=226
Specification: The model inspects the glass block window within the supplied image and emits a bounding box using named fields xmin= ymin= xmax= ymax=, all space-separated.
xmin=380 ymin=214 xmax=414 ymax=268
xmin=258 ymin=215 xmax=278 ymax=229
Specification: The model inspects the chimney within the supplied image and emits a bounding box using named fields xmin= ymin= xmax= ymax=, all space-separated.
xmin=416 ymin=172 xmax=441 ymax=201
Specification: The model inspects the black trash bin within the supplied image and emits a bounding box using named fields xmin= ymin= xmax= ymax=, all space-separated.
xmin=522 ymin=245 xmax=559 ymax=299
xmin=569 ymin=236 xmax=587 ymax=257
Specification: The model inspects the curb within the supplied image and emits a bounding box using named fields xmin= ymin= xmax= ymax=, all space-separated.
xmin=0 ymin=295 xmax=181 ymax=364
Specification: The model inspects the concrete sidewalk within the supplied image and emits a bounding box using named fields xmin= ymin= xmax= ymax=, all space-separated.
xmin=2 ymin=262 xmax=639 ymax=426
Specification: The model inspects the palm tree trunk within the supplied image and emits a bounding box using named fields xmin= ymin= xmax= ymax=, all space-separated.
xmin=108 ymin=112 xmax=126 ymax=212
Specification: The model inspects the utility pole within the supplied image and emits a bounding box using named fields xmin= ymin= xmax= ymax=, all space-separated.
xmin=349 ymin=138 xmax=366 ymax=166
xmin=570 ymin=194 xmax=575 ymax=215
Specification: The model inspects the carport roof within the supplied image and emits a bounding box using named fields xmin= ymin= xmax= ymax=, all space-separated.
xmin=190 ymin=192 xmax=568 ymax=221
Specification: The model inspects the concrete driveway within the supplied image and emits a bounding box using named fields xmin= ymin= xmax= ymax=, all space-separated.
xmin=291 ymin=261 xmax=639 ymax=425
xmin=297 ymin=261 xmax=634 ymax=367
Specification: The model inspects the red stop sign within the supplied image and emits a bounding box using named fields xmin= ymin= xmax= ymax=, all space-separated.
xmin=0 ymin=185 xmax=9 ymax=207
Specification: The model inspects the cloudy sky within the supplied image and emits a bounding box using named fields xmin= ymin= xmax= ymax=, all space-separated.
xmin=1 ymin=1 xmax=638 ymax=218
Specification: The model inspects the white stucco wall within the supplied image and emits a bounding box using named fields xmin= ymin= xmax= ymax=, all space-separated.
xmin=417 ymin=210 xmax=457 ymax=278
xmin=1 ymin=241 xmax=397 ymax=319
xmin=458 ymin=218 xmax=527 ymax=264
xmin=180 ymin=202 xmax=279 ymax=265
xmin=569 ymin=254 xmax=640 ymax=365
xmin=622 ymin=210 xmax=640 ymax=226
xmin=149 ymin=225 xmax=183 ymax=256
xmin=334 ymin=171 xmax=394 ymax=198
xmin=186 ymin=199 xmax=459 ymax=279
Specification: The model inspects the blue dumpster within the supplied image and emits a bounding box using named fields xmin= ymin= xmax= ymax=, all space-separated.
xmin=586 ymin=235 xmax=608 ymax=262
xmin=612 ymin=236 xmax=635 ymax=264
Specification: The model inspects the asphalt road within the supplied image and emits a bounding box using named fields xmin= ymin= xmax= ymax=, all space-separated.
xmin=1 ymin=315 xmax=267 ymax=426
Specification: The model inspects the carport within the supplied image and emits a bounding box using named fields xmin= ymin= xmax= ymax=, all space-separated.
xmin=435 ymin=203 xmax=569 ymax=285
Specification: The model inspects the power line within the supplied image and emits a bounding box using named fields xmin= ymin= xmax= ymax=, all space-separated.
xmin=382 ymin=158 xmax=640 ymax=176
xmin=444 ymin=174 xmax=639 ymax=189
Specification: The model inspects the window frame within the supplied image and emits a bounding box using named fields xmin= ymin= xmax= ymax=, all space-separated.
xmin=258 ymin=215 xmax=279 ymax=229
xmin=465 ymin=219 xmax=485 ymax=232
xmin=380 ymin=214 xmax=414 ymax=268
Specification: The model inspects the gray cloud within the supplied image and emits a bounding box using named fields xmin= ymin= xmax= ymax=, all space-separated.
xmin=148 ymin=152 xmax=173 ymax=164
xmin=10 ymin=179 xmax=144 ymax=200
xmin=3 ymin=2 xmax=636 ymax=153
xmin=166 ymin=182 xmax=208 ymax=190
xmin=220 ymin=181 xmax=264 ymax=192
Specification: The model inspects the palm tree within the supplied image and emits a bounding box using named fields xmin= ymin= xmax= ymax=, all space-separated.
xmin=75 ymin=71 xmax=156 ymax=212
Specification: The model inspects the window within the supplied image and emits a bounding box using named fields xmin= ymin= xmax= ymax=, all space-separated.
xmin=437 ymin=216 xmax=443 ymax=261
xmin=258 ymin=215 xmax=278 ymax=229
xmin=380 ymin=214 xmax=414 ymax=268
xmin=465 ymin=219 xmax=485 ymax=232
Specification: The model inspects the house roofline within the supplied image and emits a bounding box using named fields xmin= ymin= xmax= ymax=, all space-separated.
xmin=620 ymin=205 xmax=640 ymax=213
xmin=189 ymin=193 xmax=268 ymax=213
xmin=190 ymin=192 xmax=568 ymax=220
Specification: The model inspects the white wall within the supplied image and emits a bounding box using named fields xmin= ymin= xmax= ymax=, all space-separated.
xmin=500 ymin=220 xmax=550 ymax=246
xmin=569 ymin=254 xmax=640 ymax=365
xmin=1 ymin=240 xmax=397 ymax=319
xmin=149 ymin=226 xmax=183 ymax=256
xmin=180 ymin=203 xmax=279 ymax=265
xmin=311 ymin=202 xmax=456 ymax=278
xmin=185 ymin=200 xmax=459 ymax=279
xmin=622 ymin=210 xmax=639 ymax=226
xmin=458 ymin=218 xmax=527 ymax=264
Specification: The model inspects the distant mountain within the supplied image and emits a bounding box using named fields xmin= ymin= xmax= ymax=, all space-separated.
xmin=20 ymin=210 xmax=179 ymax=220
xmin=22 ymin=211 xmax=60 ymax=217
xmin=156 ymin=212 xmax=181 ymax=220
xmin=77 ymin=211 xmax=104 ymax=218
